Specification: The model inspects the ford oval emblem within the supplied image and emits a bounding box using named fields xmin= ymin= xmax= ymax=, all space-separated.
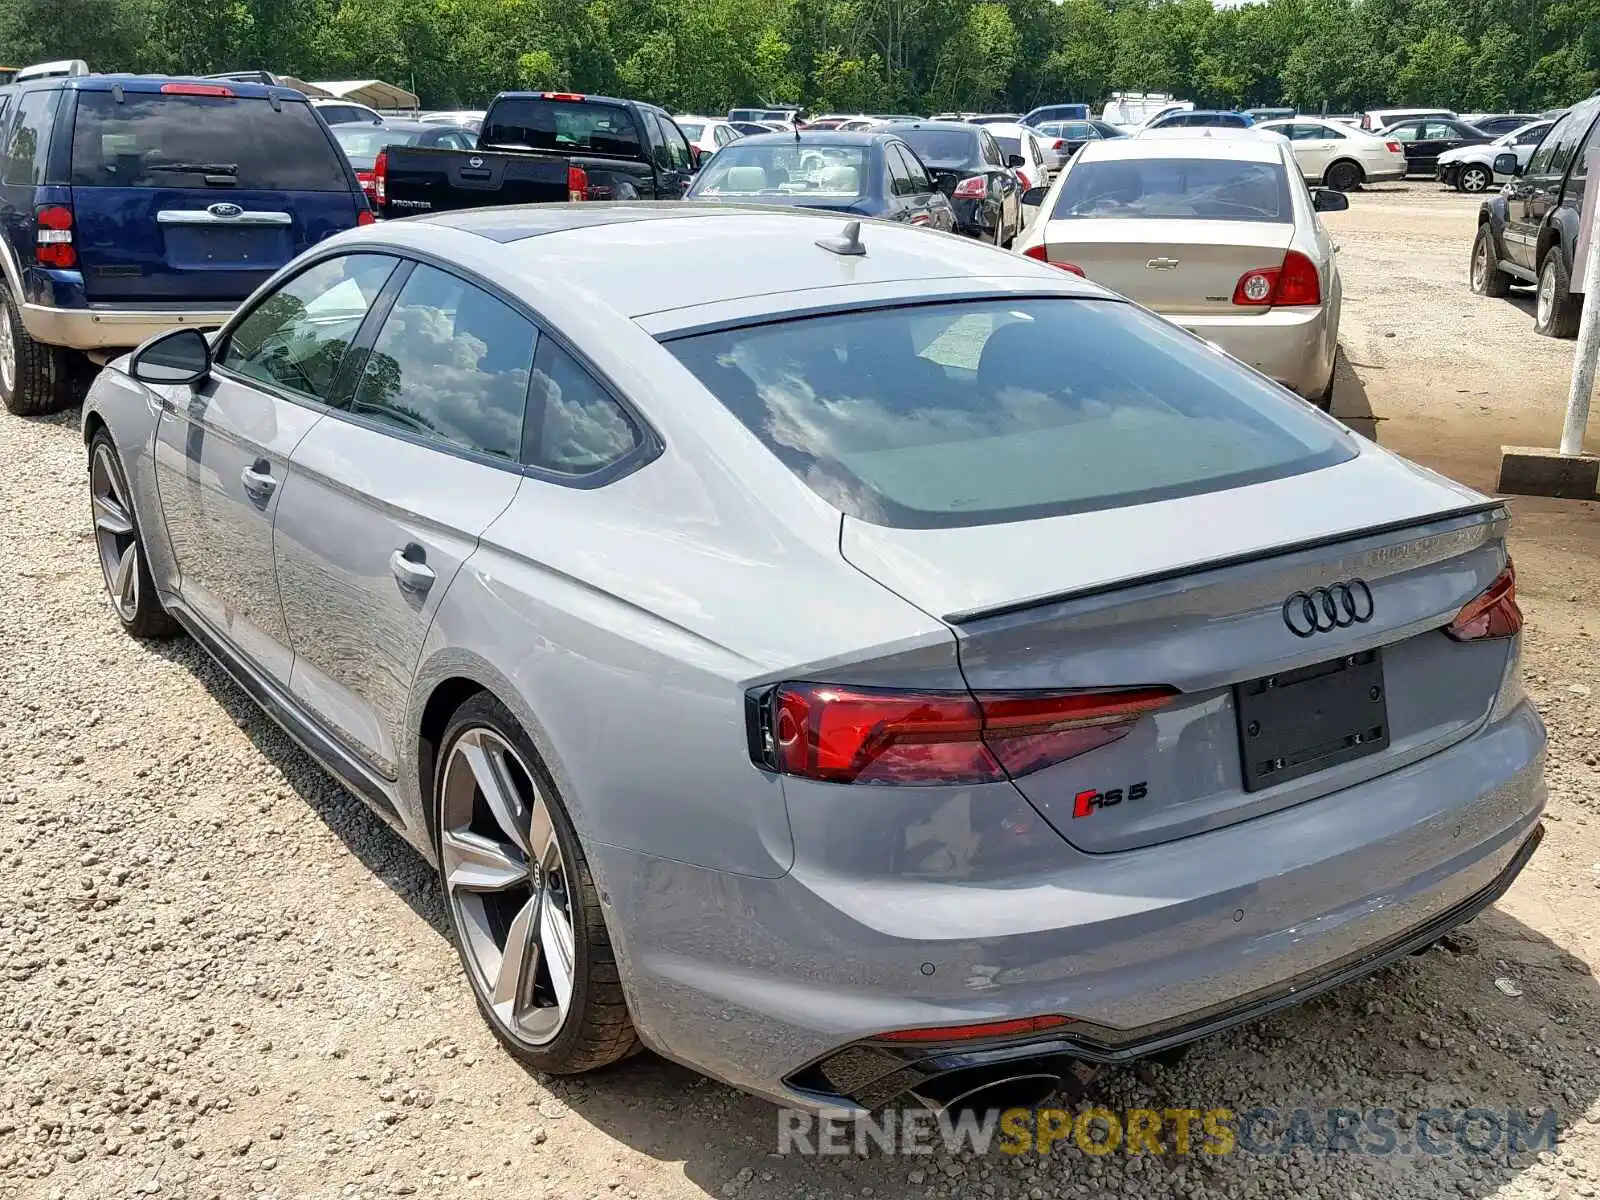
xmin=469 ymin=156 xmax=484 ymax=169
xmin=208 ymin=202 xmax=244 ymax=219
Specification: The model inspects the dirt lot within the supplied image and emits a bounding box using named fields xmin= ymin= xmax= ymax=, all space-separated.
xmin=5 ymin=182 xmax=1600 ymax=1200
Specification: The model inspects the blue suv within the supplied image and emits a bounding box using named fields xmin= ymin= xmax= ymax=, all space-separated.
xmin=0 ymin=65 xmax=370 ymax=414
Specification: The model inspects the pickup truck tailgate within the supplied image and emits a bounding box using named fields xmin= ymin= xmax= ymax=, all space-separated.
xmin=382 ymin=147 xmax=571 ymax=215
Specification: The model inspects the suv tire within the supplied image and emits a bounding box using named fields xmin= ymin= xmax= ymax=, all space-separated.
xmin=0 ymin=285 xmax=76 ymax=416
xmin=1324 ymin=160 xmax=1363 ymax=192
xmin=433 ymin=693 xmax=639 ymax=1075
xmin=1470 ymin=224 xmax=1511 ymax=298
xmin=1535 ymin=249 xmax=1582 ymax=338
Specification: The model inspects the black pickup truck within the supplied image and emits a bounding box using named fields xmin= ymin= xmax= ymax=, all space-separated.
xmin=1470 ymin=92 xmax=1599 ymax=337
xmin=376 ymin=91 xmax=698 ymax=217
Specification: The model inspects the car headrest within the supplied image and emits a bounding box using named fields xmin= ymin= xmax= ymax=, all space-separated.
xmin=723 ymin=165 xmax=768 ymax=192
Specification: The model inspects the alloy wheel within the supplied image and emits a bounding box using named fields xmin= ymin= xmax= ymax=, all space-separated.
xmin=440 ymin=727 xmax=576 ymax=1047
xmin=1472 ymin=240 xmax=1488 ymax=290
xmin=1461 ymin=167 xmax=1490 ymax=193
xmin=90 ymin=444 xmax=141 ymax=623
xmin=0 ymin=309 xmax=14 ymax=397
xmin=1538 ymin=264 xmax=1556 ymax=327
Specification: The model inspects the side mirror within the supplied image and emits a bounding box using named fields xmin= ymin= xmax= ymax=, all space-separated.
xmin=130 ymin=327 xmax=211 ymax=386
xmin=1020 ymin=185 xmax=1048 ymax=207
xmin=1493 ymin=152 xmax=1519 ymax=176
xmin=689 ymin=145 xmax=703 ymax=169
xmin=1311 ymin=188 xmax=1349 ymax=213
xmin=1007 ymin=153 xmax=1027 ymax=169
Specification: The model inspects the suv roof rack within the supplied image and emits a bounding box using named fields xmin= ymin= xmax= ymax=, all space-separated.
xmin=15 ymin=59 xmax=90 ymax=83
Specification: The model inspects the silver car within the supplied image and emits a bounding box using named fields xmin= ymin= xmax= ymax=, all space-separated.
xmin=83 ymin=205 xmax=1545 ymax=1112
xmin=1012 ymin=132 xmax=1348 ymax=407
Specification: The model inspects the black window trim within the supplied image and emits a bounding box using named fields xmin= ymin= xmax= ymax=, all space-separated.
xmin=208 ymin=243 xmax=662 ymax=489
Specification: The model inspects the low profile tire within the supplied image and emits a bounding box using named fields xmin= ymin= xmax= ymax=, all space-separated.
xmin=1323 ymin=160 xmax=1363 ymax=193
xmin=1470 ymin=224 xmax=1511 ymax=298
xmin=1458 ymin=164 xmax=1493 ymax=194
xmin=1535 ymin=250 xmax=1582 ymax=338
xmin=434 ymin=693 xmax=638 ymax=1073
xmin=0 ymin=284 xmax=75 ymax=416
xmin=88 ymin=430 xmax=180 ymax=639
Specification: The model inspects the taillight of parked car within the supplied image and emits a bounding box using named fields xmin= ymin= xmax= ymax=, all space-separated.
xmin=34 ymin=205 xmax=75 ymax=268
xmin=568 ymin=164 xmax=589 ymax=203
xmin=1446 ymin=562 xmax=1523 ymax=642
xmin=1051 ymin=139 xmax=1064 ymax=150
xmin=1021 ymin=244 xmax=1085 ymax=276
xmin=1386 ymin=141 xmax=1404 ymax=154
xmin=952 ymin=176 xmax=988 ymax=199
xmin=748 ymin=682 xmax=1177 ymax=785
xmin=1232 ymin=250 xmax=1320 ymax=307
xmin=372 ymin=150 xmax=388 ymax=205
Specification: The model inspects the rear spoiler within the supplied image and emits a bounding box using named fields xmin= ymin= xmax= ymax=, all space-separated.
xmin=946 ymin=500 xmax=1509 ymax=624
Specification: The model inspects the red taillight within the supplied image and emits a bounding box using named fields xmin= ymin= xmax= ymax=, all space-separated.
xmin=1232 ymin=250 xmax=1320 ymax=307
xmin=161 ymin=82 xmax=234 ymax=97
xmin=1385 ymin=140 xmax=1403 ymax=154
xmin=542 ymin=92 xmax=585 ymax=102
xmin=34 ymin=205 xmax=75 ymax=268
xmin=372 ymin=150 xmax=388 ymax=205
xmin=1022 ymin=244 xmax=1085 ymax=276
xmin=568 ymin=164 xmax=589 ymax=202
xmin=1447 ymin=563 xmax=1523 ymax=642
xmin=759 ymin=683 xmax=1176 ymax=785
xmin=952 ymin=175 xmax=988 ymax=199
xmin=876 ymin=1015 xmax=1074 ymax=1043
xmin=357 ymin=210 xmax=375 ymax=226
xmin=1052 ymin=139 xmax=1064 ymax=150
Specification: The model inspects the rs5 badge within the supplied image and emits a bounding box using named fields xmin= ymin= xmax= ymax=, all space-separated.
xmin=1073 ymin=781 xmax=1148 ymax=818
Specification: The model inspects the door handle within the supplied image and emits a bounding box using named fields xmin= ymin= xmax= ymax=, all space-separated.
xmin=241 ymin=461 xmax=276 ymax=502
xmin=390 ymin=545 xmax=436 ymax=594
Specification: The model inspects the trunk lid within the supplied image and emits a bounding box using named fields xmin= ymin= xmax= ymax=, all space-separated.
xmin=1040 ymin=218 xmax=1292 ymax=314
xmin=840 ymin=446 xmax=1514 ymax=852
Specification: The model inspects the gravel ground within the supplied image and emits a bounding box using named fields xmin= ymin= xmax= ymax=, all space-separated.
xmin=5 ymin=182 xmax=1600 ymax=1200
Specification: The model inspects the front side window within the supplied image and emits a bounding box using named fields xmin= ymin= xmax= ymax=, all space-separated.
xmin=1525 ymin=114 xmax=1572 ymax=173
xmin=1053 ymin=156 xmax=1292 ymax=222
xmin=886 ymin=143 xmax=912 ymax=195
xmin=525 ymin=341 xmax=641 ymax=475
xmin=1515 ymin=124 xmax=1551 ymax=146
xmin=656 ymin=114 xmax=691 ymax=169
xmin=3 ymin=89 xmax=59 ymax=185
xmin=1388 ymin=123 xmax=1422 ymax=143
xmin=221 ymin=254 xmax=397 ymax=401
xmin=665 ymin=299 xmax=1354 ymax=528
xmin=350 ymin=265 xmax=535 ymax=460
xmin=896 ymin=143 xmax=932 ymax=192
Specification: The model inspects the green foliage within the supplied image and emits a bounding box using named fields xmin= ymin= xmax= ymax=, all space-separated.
xmin=3 ymin=0 xmax=1597 ymax=116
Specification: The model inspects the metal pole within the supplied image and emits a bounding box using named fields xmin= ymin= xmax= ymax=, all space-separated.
xmin=1560 ymin=152 xmax=1600 ymax=456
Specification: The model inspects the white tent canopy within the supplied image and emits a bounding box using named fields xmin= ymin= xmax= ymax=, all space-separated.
xmin=309 ymin=80 xmax=420 ymax=109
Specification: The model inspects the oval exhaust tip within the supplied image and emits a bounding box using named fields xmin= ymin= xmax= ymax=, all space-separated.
xmin=910 ymin=1069 xmax=1061 ymax=1116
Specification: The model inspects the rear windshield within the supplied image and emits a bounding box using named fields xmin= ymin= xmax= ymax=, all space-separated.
xmin=895 ymin=129 xmax=980 ymax=167
xmin=665 ymin=299 xmax=1352 ymax=528
xmin=333 ymin=126 xmax=424 ymax=168
xmin=995 ymin=136 xmax=1023 ymax=158
xmin=1043 ymin=121 xmax=1094 ymax=139
xmin=1053 ymin=157 xmax=1292 ymax=222
xmin=692 ymin=144 xmax=868 ymax=198
xmin=482 ymin=99 xmax=641 ymax=157
xmin=70 ymin=92 xmax=351 ymax=190
xmin=676 ymin=121 xmax=705 ymax=140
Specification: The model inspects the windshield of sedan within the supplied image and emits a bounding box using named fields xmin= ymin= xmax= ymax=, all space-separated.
xmin=894 ymin=129 xmax=981 ymax=168
xmin=666 ymin=299 xmax=1352 ymax=528
xmin=691 ymin=144 xmax=868 ymax=198
xmin=1052 ymin=157 xmax=1293 ymax=222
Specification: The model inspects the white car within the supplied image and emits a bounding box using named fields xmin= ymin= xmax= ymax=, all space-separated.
xmin=1012 ymin=134 xmax=1347 ymax=406
xmin=1358 ymin=106 xmax=1453 ymax=133
xmin=1254 ymin=117 xmax=1409 ymax=191
xmin=980 ymin=122 xmax=1053 ymax=190
xmin=1437 ymin=120 xmax=1553 ymax=192
xmin=673 ymin=116 xmax=744 ymax=162
xmin=310 ymin=98 xmax=385 ymax=126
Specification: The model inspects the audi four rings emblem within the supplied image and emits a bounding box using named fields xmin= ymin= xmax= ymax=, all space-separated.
xmin=1282 ymin=580 xmax=1375 ymax=637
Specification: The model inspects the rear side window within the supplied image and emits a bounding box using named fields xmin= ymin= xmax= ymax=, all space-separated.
xmin=1053 ymin=156 xmax=1293 ymax=222
xmin=665 ymin=299 xmax=1353 ymax=529
xmin=482 ymin=99 xmax=641 ymax=158
xmin=525 ymin=341 xmax=641 ymax=475
xmin=70 ymin=92 xmax=351 ymax=190
xmin=351 ymin=264 xmax=536 ymax=461
xmin=3 ymin=89 xmax=60 ymax=185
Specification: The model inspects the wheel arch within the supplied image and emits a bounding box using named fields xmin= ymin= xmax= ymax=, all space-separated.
xmin=1536 ymin=223 xmax=1562 ymax=270
xmin=1324 ymin=156 xmax=1365 ymax=184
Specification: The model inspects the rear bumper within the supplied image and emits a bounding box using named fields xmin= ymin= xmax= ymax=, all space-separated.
xmin=593 ymin=698 xmax=1545 ymax=1110
xmin=1172 ymin=304 xmax=1335 ymax=397
xmin=1364 ymin=163 xmax=1408 ymax=183
xmin=22 ymin=301 xmax=234 ymax=351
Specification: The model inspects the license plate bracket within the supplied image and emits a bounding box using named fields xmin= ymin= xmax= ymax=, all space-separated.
xmin=1235 ymin=650 xmax=1389 ymax=792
